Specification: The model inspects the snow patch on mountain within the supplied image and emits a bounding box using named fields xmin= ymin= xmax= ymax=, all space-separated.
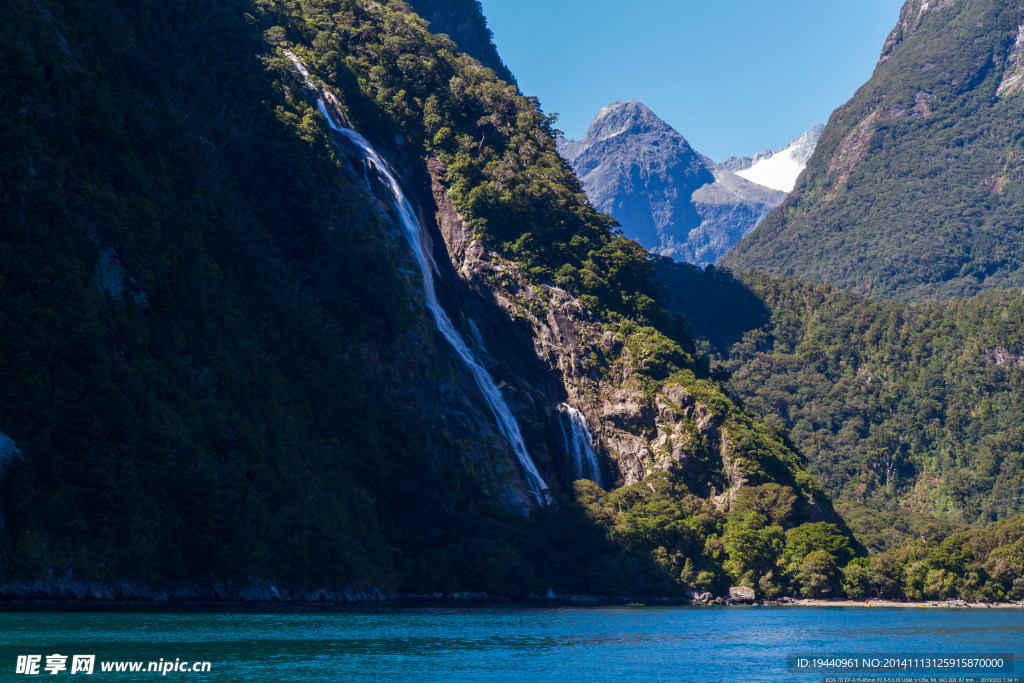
xmin=733 ymin=124 xmax=824 ymax=192
xmin=735 ymin=150 xmax=805 ymax=192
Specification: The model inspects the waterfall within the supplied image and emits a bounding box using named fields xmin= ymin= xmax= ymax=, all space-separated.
xmin=559 ymin=404 xmax=603 ymax=487
xmin=286 ymin=53 xmax=550 ymax=505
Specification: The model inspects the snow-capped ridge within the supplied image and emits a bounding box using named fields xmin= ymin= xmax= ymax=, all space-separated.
xmin=731 ymin=124 xmax=824 ymax=192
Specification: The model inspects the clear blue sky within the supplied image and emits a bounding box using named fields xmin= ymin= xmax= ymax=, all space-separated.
xmin=477 ymin=0 xmax=904 ymax=161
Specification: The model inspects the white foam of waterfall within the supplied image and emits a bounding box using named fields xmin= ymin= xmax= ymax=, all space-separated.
xmin=285 ymin=53 xmax=550 ymax=505
xmin=559 ymin=404 xmax=603 ymax=487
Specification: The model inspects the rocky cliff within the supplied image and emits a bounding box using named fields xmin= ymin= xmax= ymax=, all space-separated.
xmin=426 ymin=158 xmax=831 ymax=520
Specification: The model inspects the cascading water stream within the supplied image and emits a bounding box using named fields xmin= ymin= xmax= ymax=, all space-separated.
xmin=559 ymin=404 xmax=603 ymax=487
xmin=286 ymin=53 xmax=550 ymax=505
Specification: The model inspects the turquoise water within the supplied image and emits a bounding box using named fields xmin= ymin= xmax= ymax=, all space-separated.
xmin=1 ymin=606 xmax=1022 ymax=681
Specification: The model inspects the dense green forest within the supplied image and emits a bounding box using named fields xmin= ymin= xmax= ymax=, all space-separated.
xmin=726 ymin=276 xmax=1024 ymax=529
xmin=657 ymin=258 xmax=1024 ymax=551
xmin=724 ymin=0 xmax=1024 ymax=302
xmin=0 ymin=0 xmax=452 ymax=590
xmin=845 ymin=514 xmax=1024 ymax=601
xmin=652 ymin=261 xmax=1024 ymax=598
xmin=405 ymin=0 xmax=515 ymax=83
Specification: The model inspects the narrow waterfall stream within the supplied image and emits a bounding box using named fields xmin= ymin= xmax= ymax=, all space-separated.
xmin=286 ymin=53 xmax=550 ymax=505
xmin=559 ymin=404 xmax=603 ymax=487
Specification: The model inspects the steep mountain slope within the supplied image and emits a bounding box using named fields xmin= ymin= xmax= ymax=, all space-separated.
xmin=0 ymin=0 xmax=849 ymax=600
xmin=724 ymin=0 xmax=1024 ymax=301
xmin=558 ymin=102 xmax=818 ymax=266
xmin=0 ymin=0 xmax=555 ymax=596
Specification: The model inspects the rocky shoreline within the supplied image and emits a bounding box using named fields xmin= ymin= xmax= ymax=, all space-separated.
xmin=764 ymin=597 xmax=1024 ymax=609
xmin=3 ymin=580 xmax=1023 ymax=610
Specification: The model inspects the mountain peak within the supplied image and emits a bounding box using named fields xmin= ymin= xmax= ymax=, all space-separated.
xmin=582 ymin=100 xmax=678 ymax=144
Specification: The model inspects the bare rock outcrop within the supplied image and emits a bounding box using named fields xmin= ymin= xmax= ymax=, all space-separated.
xmin=427 ymin=157 xmax=747 ymax=503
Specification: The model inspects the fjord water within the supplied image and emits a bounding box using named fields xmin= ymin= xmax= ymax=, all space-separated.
xmin=3 ymin=607 xmax=1022 ymax=681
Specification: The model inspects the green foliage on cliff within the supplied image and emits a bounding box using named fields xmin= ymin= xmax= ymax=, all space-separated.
xmin=270 ymin=0 xmax=680 ymax=333
xmin=723 ymin=0 xmax=1024 ymax=302
xmin=404 ymin=0 xmax=515 ymax=84
xmin=714 ymin=274 xmax=1024 ymax=534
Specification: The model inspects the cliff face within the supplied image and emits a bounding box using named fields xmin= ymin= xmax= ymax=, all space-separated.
xmin=429 ymin=159 xmax=723 ymax=493
xmin=723 ymin=0 xmax=1024 ymax=301
xmin=559 ymin=102 xmax=811 ymax=266
xmin=426 ymin=159 xmax=831 ymax=521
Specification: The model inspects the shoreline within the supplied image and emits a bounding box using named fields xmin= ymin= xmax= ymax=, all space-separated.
xmin=2 ymin=592 xmax=1023 ymax=611
xmin=763 ymin=597 xmax=1024 ymax=609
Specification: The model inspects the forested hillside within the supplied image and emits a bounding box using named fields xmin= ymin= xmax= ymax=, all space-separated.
xmin=405 ymin=0 xmax=515 ymax=83
xmin=658 ymin=260 xmax=1024 ymax=553
xmin=0 ymin=0 xmax=466 ymax=594
xmin=724 ymin=0 xmax=1024 ymax=302
xmin=729 ymin=275 xmax=1024 ymax=524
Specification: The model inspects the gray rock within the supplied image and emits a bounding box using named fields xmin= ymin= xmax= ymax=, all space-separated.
xmin=729 ymin=586 xmax=756 ymax=602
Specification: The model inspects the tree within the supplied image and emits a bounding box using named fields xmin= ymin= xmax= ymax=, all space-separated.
xmin=797 ymin=550 xmax=838 ymax=598
xmin=723 ymin=512 xmax=784 ymax=586
xmin=841 ymin=557 xmax=872 ymax=599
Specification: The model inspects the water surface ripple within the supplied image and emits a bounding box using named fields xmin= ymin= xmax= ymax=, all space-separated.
xmin=1 ymin=606 xmax=1022 ymax=681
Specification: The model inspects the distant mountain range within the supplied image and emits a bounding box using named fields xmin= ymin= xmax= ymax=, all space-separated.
xmin=558 ymin=102 xmax=821 ymax=266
